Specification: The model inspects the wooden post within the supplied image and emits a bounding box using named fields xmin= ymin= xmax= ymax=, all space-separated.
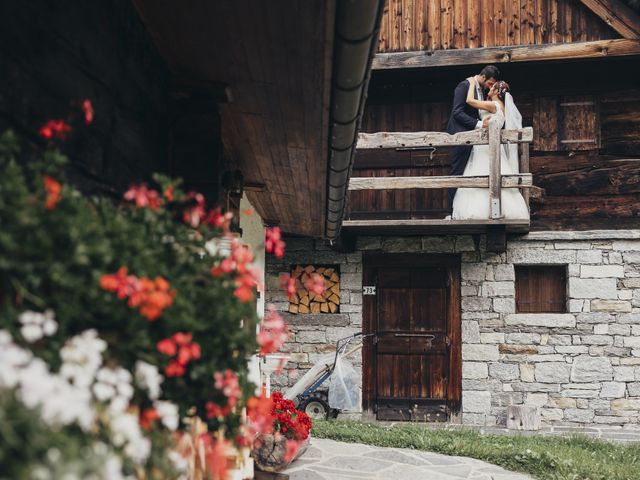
xmin=488 ymin=116 xmax=502 ymax=219
xmin=519 ymin=140 xmax=531 ymax=212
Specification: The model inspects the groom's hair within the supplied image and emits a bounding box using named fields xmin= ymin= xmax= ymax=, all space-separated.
xmin=479 ymin=65 xmax=500 ymax=80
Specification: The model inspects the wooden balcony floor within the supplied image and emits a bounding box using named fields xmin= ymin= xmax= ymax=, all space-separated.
xmin=341 ymin=218 xmax=530 ymax=235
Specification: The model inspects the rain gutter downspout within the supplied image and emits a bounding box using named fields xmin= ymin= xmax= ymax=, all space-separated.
xmin=325 ymin=0 xmax=384 ymax=240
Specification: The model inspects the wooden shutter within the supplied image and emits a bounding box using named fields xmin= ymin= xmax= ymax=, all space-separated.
xmin=515 ymin=266 xmax=566 ymax=313
xmin=533 ymin=95 xmax=599 ymax=152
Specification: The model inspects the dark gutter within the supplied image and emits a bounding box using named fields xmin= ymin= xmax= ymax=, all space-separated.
xmin=325 ymin=0 xmax=384 ymax=240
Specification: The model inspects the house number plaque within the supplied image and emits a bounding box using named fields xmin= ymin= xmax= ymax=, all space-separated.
xmin=363 ymin=286 xmax=376 ymax=295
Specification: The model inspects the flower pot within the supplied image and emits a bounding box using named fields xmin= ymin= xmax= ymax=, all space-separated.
xmin=251 ymin=434 xmax=309 ymax=472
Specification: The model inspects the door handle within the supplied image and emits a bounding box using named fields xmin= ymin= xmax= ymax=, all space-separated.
xmin=394 ymin=333 xmax=436 ymax=339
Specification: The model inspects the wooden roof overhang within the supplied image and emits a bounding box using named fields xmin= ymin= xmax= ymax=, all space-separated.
xmin=131 ymin=0 xmax=383 ymax=239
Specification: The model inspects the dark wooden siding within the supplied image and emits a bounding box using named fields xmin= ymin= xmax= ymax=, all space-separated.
xmin=377 ymin=0 xmax=619 ymax=53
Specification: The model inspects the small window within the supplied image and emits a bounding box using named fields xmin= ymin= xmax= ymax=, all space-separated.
xmin=515 ymin=266 xmax=566 ymax=313
xmin=534 ymin=95 xmax=599 ymax=152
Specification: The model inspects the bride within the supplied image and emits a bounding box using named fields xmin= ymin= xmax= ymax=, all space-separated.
xmin=451 ymin=77 xmax=529 ymax=220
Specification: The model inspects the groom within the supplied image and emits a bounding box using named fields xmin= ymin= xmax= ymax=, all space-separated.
xmin=445 ymin=65 xmax=501 ymax=209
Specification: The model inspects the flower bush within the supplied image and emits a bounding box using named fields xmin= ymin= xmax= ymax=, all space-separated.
xmin=0 ymin=101 xmax=300 ymax=479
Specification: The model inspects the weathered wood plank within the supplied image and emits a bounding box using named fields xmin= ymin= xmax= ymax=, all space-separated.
xmin=348 ymin=174 xmax=533 ymax=190
xmin=372 ymin=39 xmax=640 ymax=69
xmin=357 ymin=127 xmax=534 ymax=148
xmin=488 ymin=114 xmax=503 ymax=219
xmin=342 ymin=219 xmax=530 ymax=235
xmin=579 ymin=0 xmax=640 ymax=39
xmin=519 ymin=142 xmax=531 ymax=209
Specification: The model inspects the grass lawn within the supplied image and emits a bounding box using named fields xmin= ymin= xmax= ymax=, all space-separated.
xmin=312 ymin=420 xmax=640 ymax=480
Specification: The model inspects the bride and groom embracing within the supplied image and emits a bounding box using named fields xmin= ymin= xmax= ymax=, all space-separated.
xmin=445 ymin=65 xmax=529 ymax=220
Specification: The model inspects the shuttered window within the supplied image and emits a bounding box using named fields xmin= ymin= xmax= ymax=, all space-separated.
xmin=515 ymin=266 xmax=566 ymax=313
xmin=533 ymin=95 xmax=599 ymax=152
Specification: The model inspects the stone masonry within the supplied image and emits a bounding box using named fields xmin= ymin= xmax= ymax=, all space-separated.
xmin=265 ymin=230 xmax=640 ymax=428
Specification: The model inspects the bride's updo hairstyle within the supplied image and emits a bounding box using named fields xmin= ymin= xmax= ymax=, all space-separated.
xmin=493 ymin=81 xmax=510 ymax=101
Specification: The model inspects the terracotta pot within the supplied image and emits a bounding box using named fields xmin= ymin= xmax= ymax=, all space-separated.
xmin=251 ymin=434 xmax=309 ymax=472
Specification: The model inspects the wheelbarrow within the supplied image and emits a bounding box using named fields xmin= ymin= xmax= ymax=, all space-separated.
xmin=284 ymin=332 xmax=373 ymax=419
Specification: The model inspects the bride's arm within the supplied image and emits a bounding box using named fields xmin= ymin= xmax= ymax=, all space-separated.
xmin=466 ymin=77 xmax=497 ymax=113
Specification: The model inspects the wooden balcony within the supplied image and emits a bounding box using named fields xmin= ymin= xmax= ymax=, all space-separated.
xmin=343 ymin=118 xmax=535 ymax=237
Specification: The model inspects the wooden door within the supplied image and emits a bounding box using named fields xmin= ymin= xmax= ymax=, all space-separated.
xmin=363 ymin=254 xmax=461 ymax=421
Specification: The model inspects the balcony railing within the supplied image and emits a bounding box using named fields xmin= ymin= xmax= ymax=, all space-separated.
xmin=343 ymin=117 xmax=534 ymax=235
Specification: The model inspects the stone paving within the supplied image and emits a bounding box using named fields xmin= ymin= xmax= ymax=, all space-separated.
xmin=282 ymin=438 xmax=532 ymax=480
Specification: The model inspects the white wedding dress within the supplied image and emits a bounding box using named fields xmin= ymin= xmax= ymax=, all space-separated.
xmin=452 ymin=95 xmax=529 ymax=220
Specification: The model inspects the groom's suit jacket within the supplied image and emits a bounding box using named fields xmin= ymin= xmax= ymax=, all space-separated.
xmin=446 ymin=79 xmax=480 ymax=134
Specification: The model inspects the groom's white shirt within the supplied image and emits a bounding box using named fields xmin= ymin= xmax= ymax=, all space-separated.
xmin=474 ymin=80 xmax=483 ymax=129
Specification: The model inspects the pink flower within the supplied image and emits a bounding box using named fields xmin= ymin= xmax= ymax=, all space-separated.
xmin=305 ymin=273 xmax=325 ymax=296
xmin=265 ymin=227 xmax=286 ymax=258
xmin=123 ymin=184 xmax=162 ymax=210
xmin=82 ymin=99 xmax=94 ymax=125
xmin=257 ymin=305 xmax=289 ymax=355
xmin=214 ymin=369 xmax=241 ymax=408
xmin=182 ymin=192 xmax=206 ymax=227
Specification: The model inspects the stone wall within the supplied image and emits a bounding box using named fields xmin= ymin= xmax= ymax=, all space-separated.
xmin=265 ymin=231 xmax=640 ymax=428
xmin=265 ymin=238 xmax=363 ymax=392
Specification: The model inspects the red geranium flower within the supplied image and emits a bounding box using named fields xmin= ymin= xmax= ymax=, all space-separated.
xmin=140 ymin=407 xmax=160 ymax=431
xmin=43 ymin=175 xmax=62 ymax=210
xmin=39 ymin=119 xmax=72 ymax=140
xmin=157 ymin=332 xmax=201 ymax=377
xmin=165 ymin=360 xmax=186 ymax=377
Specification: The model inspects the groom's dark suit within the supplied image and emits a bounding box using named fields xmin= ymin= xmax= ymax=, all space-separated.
xmin=446 ymin=79 xmax=481 ymax=206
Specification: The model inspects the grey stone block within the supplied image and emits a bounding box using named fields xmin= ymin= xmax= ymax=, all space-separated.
xmin=489 ymin=362 xmax=520 ymax=381
xmin=462 ymin=391 xmax=492 ymax=413
xmin=571 ymin=356 xmax=613 ymax=382
xmin=600 ymin=382 xmax=626 ymax=398
xmin=569 ymin=277 xmax=618 ymax=299
xmin=505 ymin=314 xmax=576 ymax=328
xmin=462 ymin=321 xmax=481 ymax=343
xmin=535 ymin=363 xmax=571 ymax=383
xmin=463 ymin=344 xmax=500 ymax=361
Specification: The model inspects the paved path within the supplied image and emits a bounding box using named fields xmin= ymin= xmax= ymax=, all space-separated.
xmin=283 ymin=438 xmax=532 ymax=480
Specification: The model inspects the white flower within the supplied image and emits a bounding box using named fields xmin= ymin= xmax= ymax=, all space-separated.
xmin=154 ymin=400 xmax=179 ymax=431
xmin=135 ymin=361 xmax=163 ymax=400
xmin=60 ymin=330 xmax=106 ymax=388
xmin=93 ymin=382 xmax=116 ymax=401
xmin=18 ymin=310 xmax=58 ymax=342
xmin=21 ymin=323 xmax=44 ymax=342
xmin=110 ymin=413 xmax=151 ymax=464
xmin=94 ymin=366 xmax=134 ymax=413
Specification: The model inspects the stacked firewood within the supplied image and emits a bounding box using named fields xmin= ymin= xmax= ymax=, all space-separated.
xmin=289 ymin=265 xmax=340 ymax=314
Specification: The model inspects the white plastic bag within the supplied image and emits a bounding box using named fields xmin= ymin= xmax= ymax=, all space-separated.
xmin=328 ymin=357 xmax=361 ymax=412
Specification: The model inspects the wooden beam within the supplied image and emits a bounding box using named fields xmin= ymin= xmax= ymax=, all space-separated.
xmin=342 ymin=218 xmax=531 ymax=235
xmin=348 ymin=173 xmax=533 ymax=190
xmin=579 ymin=0 xmax=640 ymax=39
xmin=488 ymin=115 xmax=502 ymax=219
xmin=357 ymin=127 xmax=533 ymax=149
xmin=371 ymin=39 xmax=640 ymax=70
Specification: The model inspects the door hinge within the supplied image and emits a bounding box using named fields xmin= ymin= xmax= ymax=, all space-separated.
xmin=445 ymin=336 xmax=451 ymax=347
xmin=373 ymin=403 xmax=378 ymax=413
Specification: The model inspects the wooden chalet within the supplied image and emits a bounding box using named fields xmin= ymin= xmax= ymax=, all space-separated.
xmin=265 ymin=0 xmax=640 ymax=430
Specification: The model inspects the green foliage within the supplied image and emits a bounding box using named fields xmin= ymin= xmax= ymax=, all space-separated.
xmin=313 ymin=420 xmax=640 ymax=480
xmin=0 ymin=128 xmax=260 ymax=465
